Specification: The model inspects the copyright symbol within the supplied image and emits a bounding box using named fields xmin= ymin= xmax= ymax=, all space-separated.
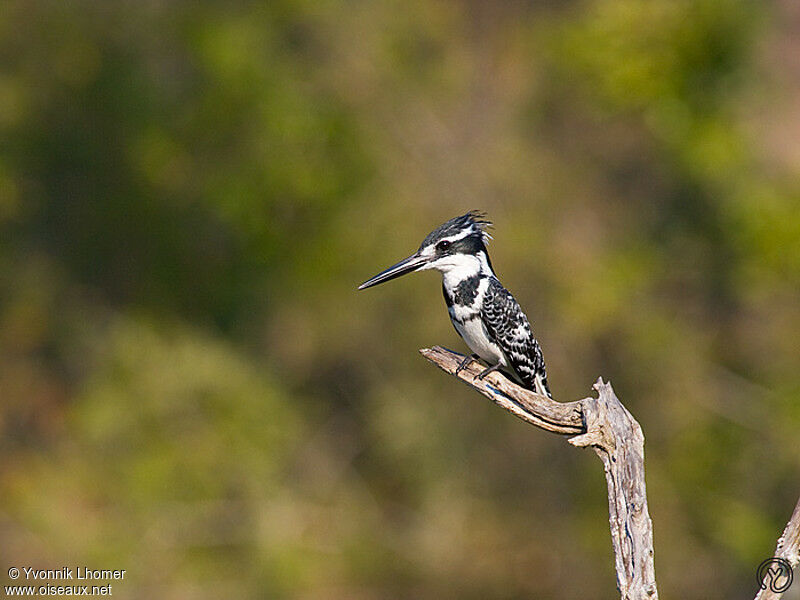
xmin=8 ymin=567 xmax=20 ymax=579
xmin=757 ymin=557 xmax=793 ymax=593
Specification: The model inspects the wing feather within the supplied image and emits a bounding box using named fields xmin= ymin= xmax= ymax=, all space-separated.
xmin=480 ymin=278 xmax=551 ymax=396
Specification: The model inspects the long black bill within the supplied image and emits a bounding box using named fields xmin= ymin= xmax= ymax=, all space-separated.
xmin=358 ymin=253 xmax=429 ymax=290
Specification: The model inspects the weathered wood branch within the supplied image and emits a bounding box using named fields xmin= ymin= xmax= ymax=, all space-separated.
xmin=419 ymin=346 xmax=584 ymax=434
xmin=420 ymin=345 xmax=658 ymax=600
xmin=755 ymin=495 xmax=800 ymax=600
xmin=420 ymin=345 xmax=800 ymax=600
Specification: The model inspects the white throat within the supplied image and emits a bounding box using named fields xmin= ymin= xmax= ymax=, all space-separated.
xmin=435 ymin=251 xmax=494 ymax=289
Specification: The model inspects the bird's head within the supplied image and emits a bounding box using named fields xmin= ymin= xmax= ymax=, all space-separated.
xmin=358 ymin=211 xmax=494 ymax=290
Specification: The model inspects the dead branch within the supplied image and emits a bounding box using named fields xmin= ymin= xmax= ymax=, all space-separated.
xmin=420 ymin=346 xmax=658 ymax=599
xmin=420 ymin=346 xmax=800 ymax=600
xmin=755 ymin=496 xmax=800 ymax=600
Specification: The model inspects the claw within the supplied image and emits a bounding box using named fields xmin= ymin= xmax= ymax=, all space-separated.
xmin=475 ymin=363 xmax=503 ymax=381
xmin=455 ymin=353 xmax=479 ymax=376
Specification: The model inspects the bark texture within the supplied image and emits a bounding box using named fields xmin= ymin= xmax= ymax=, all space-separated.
xmin=755 ymin=496 xmax=800 ymax=600
xmin=420 ymin=345 xmax=660 ymax=600
xmin=420 ymin=347 xmax=800 ymax=600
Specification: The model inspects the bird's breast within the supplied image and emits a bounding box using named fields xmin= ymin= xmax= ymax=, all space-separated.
xmin=450 ymin=311 xmax=505 ymax=366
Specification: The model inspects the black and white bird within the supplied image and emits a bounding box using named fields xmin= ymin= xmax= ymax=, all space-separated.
xmin=358 ymin=211 xmax=551 ymax=397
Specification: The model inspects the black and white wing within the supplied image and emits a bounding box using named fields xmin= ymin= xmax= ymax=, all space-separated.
xmin=480 ymin=278 xmax=551 ymax=397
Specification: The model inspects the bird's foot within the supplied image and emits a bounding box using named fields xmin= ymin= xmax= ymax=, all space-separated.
xmin=475 ymin=363 xmax=503 ymax=381
xmin=454 ymin=353 xmax=480 ymax=376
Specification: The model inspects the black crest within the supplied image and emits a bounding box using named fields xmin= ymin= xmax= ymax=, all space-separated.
xmin=419 ymin=210 xmax=493 ymax=250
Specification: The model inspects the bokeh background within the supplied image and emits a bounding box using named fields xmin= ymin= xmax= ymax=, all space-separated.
xmin=1 ymin=1 xmax=799 ymax=598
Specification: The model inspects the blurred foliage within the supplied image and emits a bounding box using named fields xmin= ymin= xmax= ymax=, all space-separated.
xmin=0 ymin=1 xmax=799 ymax=599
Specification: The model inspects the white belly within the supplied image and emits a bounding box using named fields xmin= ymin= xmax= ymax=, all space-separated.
xmin=453 ymin=316 xmax=506 ymax=366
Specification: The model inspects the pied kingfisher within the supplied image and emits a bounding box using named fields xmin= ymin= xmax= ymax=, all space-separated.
xmin=358 ymin=211 xmax=551 ymax=397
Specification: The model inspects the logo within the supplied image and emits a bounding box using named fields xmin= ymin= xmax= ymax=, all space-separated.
xmin=757 ymin=557 xmax=793 ymax=594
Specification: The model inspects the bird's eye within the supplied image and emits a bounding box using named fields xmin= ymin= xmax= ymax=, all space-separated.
xmin=436 ymin=240 xmax=451 ymax=251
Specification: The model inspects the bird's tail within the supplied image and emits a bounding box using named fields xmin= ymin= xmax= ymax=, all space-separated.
xmin=534 ymin=371 xmax=552 ymax=398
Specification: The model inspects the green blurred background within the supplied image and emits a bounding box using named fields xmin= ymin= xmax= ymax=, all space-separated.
xmin=1 ymin=1 xmax=799 ymax=598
